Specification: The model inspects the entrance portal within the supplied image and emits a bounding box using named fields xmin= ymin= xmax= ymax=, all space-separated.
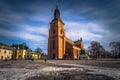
xmin=53 ymin=53 xmax=55 ymax=59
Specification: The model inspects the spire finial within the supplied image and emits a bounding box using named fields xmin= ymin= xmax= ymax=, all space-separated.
xmin=56 ymin=0 xmax=58 ymax=9
xmin=80 ymin=37 xmax=82 ymax=41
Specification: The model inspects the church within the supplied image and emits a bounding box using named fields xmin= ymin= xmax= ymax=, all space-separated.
xmin=48 ymin=5 xmax=85 ymax=59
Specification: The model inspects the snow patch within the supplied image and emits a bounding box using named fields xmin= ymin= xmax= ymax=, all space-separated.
xmin=0 ymin=66 xmax=83 ymax=80
xmin=41 ymin=66 xmax=83 ymax=72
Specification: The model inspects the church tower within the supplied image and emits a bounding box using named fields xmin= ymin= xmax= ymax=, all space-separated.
xmin=48 ymin=5 xmax=66 ymax=59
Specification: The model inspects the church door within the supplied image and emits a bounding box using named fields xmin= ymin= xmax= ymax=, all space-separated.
xmin=53 ymin=53 xmax=55 ymax=59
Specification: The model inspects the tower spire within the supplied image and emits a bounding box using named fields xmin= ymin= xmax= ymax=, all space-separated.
xmin=54 ymin=0 xmax=60 ymax=19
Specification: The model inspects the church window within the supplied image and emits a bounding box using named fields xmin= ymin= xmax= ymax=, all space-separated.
xmin=53 ymin=23 xmax=55 ymax=27
xmin=53 ymin=40 xmax=55 ymax=49
xmin=61 ymin=30 xmax=62 ymax=34
xmin=53 ymin=30 xmax=55 ymax=34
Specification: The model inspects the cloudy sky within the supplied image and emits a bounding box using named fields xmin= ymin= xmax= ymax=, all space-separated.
xmin=0 ymin=0 xmax=120 ymax=53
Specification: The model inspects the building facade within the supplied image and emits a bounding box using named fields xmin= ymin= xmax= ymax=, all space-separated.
xmin=12 ymin=43 xmax=30 ymax=59
xmin=0 ymin=43 xmax=13 ymax=60
xmin=48 ymin=6 xmax=85 ymax=59
xmin=31 ymin=51 xmax=41 ymax=60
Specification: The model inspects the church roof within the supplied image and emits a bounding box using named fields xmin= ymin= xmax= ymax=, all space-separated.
xmin=66 ymin=38 xmax=83 ymax=49
xmin=66 ymin=38 xmax=75 ymax=45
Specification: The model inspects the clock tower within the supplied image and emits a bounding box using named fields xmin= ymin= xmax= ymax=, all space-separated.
xmin=48 ymin=5 xmax=66 ymax=59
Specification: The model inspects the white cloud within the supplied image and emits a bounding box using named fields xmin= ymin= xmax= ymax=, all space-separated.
xmin=19 ymin=32 xmax=46 ymax=41
xmin=67 ymin=29 xmax=102 ymax=41
xmin=65 ymin=21 xmax=108 ymax=41
xmin=24 ymin=25 xmax=49 ymax=35
xmin=64 ymin=21 xmax=115 ymax=50
xmin=0 ymin=27 xmax=47 ymax=41
xmin=65 ymin=21 xmax=109 ymax=33
xmin=29 ymin=14 xmax=51 ymax=23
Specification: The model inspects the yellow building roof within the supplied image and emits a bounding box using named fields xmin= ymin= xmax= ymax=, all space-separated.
xmin=0 ymin=43 xmax=13 ymax=50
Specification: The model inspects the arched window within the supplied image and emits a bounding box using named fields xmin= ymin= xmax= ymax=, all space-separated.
xmin=61 ymin=30 xmax=62 ymax=34
xmin=53 ymin=30 xmax=55 ymax=34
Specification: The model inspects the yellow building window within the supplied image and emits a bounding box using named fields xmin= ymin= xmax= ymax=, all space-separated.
xmin=4 ymin=50 xmax=6 ymax=54
xmin=9 ymin=51 xmax=11 ymax=54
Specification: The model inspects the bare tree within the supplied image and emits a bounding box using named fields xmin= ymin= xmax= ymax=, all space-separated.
xmin=35 ymin=48 xmax=43 ymax=54
xmin=109 ymin=42 xmax=120 ymax=58
xmin=88 ymin=41 xmax=106 ymax=59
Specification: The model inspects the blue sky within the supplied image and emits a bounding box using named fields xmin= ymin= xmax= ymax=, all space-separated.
xmin=0 ymin=0 xmax=120 ymax=53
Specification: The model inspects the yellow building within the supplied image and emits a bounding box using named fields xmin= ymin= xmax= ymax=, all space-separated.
xmin=12 ymin=43 xmax=29 ymax=59
xmin=15 ymin=49 xmax=28 ymax=59
xmin=0 ymin=43 xmax=13 ymax=60
xmin=48 ymin=5 xmax=86 ymax=59
xmin=31 ymin=51 xmax=41 ymax=60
